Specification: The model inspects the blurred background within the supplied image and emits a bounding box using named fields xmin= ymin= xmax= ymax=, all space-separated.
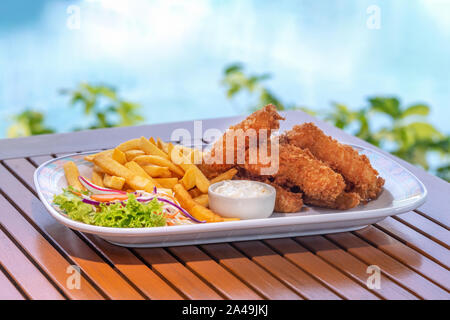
xmin=0 ymin=0 xmax=449 ymax=179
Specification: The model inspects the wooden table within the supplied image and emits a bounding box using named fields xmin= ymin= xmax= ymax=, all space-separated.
xmin=0 ymin=110 xmax=448 ymax=300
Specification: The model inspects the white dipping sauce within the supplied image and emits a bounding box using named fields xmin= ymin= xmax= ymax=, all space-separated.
xmin=214 ymin=180 xmax=270 ymax=198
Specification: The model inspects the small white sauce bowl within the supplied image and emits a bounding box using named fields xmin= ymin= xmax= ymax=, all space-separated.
xmin=208 ymin=180 xmax=276 ymax=220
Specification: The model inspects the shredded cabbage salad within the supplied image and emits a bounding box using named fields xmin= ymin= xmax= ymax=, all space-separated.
xmin=53 ymin=187 xmax=196 ymax=228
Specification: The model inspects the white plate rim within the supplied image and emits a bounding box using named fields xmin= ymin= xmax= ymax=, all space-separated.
xmin=33 ymin=145 xmax=428 ymax=238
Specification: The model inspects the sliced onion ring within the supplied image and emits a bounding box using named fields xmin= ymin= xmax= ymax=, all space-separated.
xmin=82 ymin=198 xmax=101 ymax=206
xmin=137 ymin=197 xmax=205 ymax=223
xmin=78 ymin=176 xmax=127 ymax=195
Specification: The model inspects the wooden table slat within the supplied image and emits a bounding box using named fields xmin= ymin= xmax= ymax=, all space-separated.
xmin=296 ymin=236 xmax=419 ymax=300
xmin=376 ymin=217 xmax=450 ymax=268
xmin=134 ymin=248 xmax=223 ymax=300
xmin=264 ymin=238 xmax=379 ymax=300
xmin=326 ymin=231 xmax=450 ymax=299
xmin=0 ymin=267 xmax=26 ymax=300
xmin=201 ymin=243 xmax=305 ymax=300
xmin=168 ymin=245 xmax=262 ymax=300
xmin=29 ymin=155 xmax=55 ymax=167
xmin=0 ymin=228 xmax=65 ymax=300
xmin=0 ymin=194 xmax=103 ymax=299
xmin=231 ymin=241 xmax=342 ymax=300
xmin=395 ymin=212 xmax=450 ymax=248
xmin=354 ymin=226 xmax=450 ymax=291
xmin=85 ymin=235 xmax=183 ymax=300
xmin=0 ymin=163 xmax=144 ymax=300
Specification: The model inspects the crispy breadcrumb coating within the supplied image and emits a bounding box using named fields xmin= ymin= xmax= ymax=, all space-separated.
xmin=303 ymin=192 xmax=360 ymax=210
xmin=199 ymin=107 xmax=384 ymax=211
xmin=284 ymin=123 xmax=384 ymax=201
xmin=200 ymin=104 xmax=284 ymax=178
xmin=236 ymin=171 xmax=303 ymax=213
xmin=242 ymin=143 xmax=347 ymax=204
xmin=271 ymin=183 xmax=304 ymax=213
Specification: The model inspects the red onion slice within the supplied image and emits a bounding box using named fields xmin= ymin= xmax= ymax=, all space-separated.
xmin=78 ymin=176 xmax=127 ymax=195
xmin=137 ymin=197 xmax=205 ymax=223
xmin=82 ymin=198 xmax=101 ymax=206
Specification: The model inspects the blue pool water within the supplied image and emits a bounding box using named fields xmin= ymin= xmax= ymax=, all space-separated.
xmin=0 ymin=0 xmax=449 ymax=138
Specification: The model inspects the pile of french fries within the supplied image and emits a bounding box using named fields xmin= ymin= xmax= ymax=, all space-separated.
xmin=64 ymin=136 xmax=238 ymax=223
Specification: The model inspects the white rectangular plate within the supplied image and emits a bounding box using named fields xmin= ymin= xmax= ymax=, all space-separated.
xmin=34 ymin=145 xmax=427 ymax=247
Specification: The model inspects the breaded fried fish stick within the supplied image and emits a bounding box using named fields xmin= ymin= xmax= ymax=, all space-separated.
xmin=284 ymin=123 xmax=384 ymax=201
xmin=235 ymin=172 xmax=304 ymax=213
xmin=242 ymin=143 xmax=346 ymax=204
xmin=201 ymin=104 xmax=285 ymax=178
xmin=304 ymin=192 xmax=360 ymax=210
xmin=270 ymin=183 xmax=304 ymax=213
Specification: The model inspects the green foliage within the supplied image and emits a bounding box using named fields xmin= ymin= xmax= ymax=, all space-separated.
xmin=222 ymin=63 xmax=450 ymax=181
xmin=7 ymin=109 xmax=55 ymax=138
xmin=223 ymin=63 xmax=297 ymax=111
xmin=60 ymin=82 xmax=144 ymax=130
xmin=6 ymin=83 xmax=144 ymax=139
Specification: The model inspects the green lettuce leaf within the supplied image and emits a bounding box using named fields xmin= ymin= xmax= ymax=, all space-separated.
xmin=53 ymin=191 xmax=166 ymax=228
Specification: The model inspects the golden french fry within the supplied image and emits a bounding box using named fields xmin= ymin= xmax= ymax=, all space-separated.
xmin=91 ymin=171 xmax=104 ymax=187
xmin=103 ymin=174 xmax=126 ymax=190
xmin=194 ymin=170 xmax=210 ymax=193
xmin=167 ymin=144 xmax=180 ymax=161
xmin=94 ymin=154 xmax=130 ymax=178
xmin=189 ymin=148 xmax=203 ymax=165
xmin=190 ymin=205 xmax=223 ymax=223
xmin=172 ymin=151 xmax=210 ymax=193
xmin=158 ymin=188 xmax=173 ymax=195
xmin=124 ymin=161 xmax=151 ymax=180
xmin=142 ymin=165 xmax=172 ymax=178
xmin=117 ymin=139 xmax=141 ymax=152
xmin=223 ymin=218 xmax=240 ymax=222
xmin=63 ymin=161 xmax=85 ymax=191
xmin=134 ymin=155 xmax=184 ymax=177
xmin=180 ymin=167 xmax=196 ymax=190
xmin=193 ymin=194 xmax=209 ymax=207
xmin=188 ymin=168 xmax=238 ymax=197
xmin=157 ymin=138 xmax=170 ymax=153
xmin=93 ymin=165 xmax=105 ymax=174
xmin=84 ymin=149 xmax=112 ymax=162
xmin=180 ymin=164 xmax=209 ymax=193
xmin=210 ymin=168 xmax=238 ymax=184
xmin=84 ymin=155 xmax=95 ymax=162
xmin=156 ymin=138 xmax=176 ymax=153
xmin=149 ymin=137 xmax=156 ymax=145
xmin=169 ymin=145 xmax=191 ymax=165
xmin=173 ymin=150 xmax=210 ymax=193
xmin=93 ymin=154 xmax=155 ymax=192
xmin=167 ymin=143 xmax=175 ymax=160
xmin=131 ymin=175 xmax=156 ymax=192
xmin=125 ymin=161 xmax=161 ymax=188
xmin=156 ymin=137 xmax=163 ymax=150
xmin=140 ymin=136 xmax=169 ymax=159
xmin=173 ymin=184 xmax=198 ymax=211
xmin=125 ymin=150 xmax=145 ymax=161
xmin=154 ymin=178 xmax=178 ymax=189
xmin=112 ymin=148 xmax=127 ymax=165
